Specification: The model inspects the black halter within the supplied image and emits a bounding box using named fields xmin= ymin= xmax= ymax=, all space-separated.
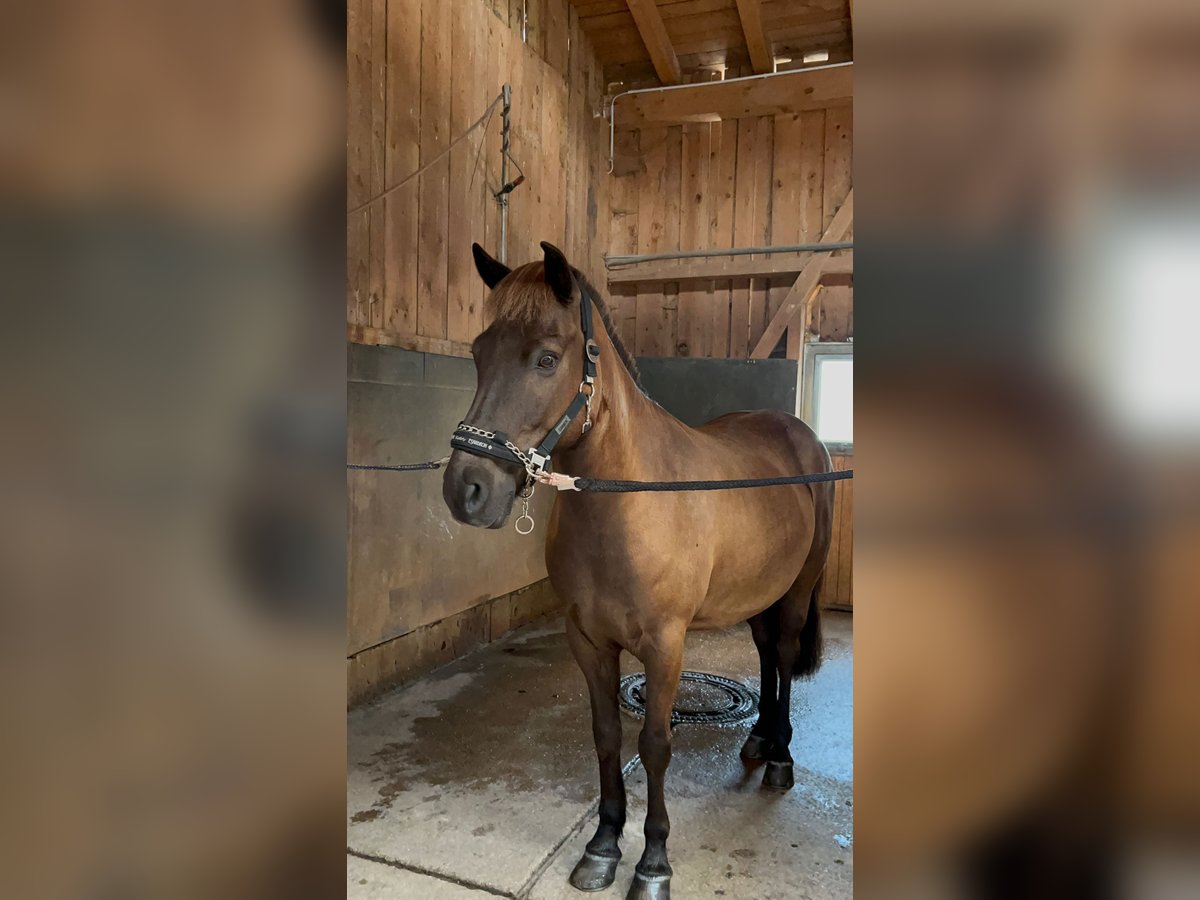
xmin=450 ymin=281 xmax=600 ymax=479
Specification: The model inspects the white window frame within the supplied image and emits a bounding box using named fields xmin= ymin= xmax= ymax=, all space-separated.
xmin=800 ymin=341 xmax=853 ymax=454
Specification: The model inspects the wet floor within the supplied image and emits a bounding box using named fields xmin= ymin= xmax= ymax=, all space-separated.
xmin=348 ymin=611 xmax=852 ymax=899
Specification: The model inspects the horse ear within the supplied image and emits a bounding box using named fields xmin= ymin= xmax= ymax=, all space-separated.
xmin=472 ymin=243 xmax=511 ymax=289
xmin=540 ymin=241 xmax=576 ymax=304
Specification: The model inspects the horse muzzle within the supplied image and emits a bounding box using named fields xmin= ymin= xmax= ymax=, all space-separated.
xmin=442 ymin=452 xmax=520 ymax=529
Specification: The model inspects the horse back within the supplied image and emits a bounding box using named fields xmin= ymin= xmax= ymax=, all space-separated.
xmin=697 ymin=408 xmax=832 ymax=477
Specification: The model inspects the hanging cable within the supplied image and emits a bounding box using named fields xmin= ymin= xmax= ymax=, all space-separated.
xmin=348 ymin=92 xmax=504 ymax=217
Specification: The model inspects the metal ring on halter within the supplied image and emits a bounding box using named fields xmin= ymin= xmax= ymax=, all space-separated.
xmin=514 ymin=480 xmax=536 ymax=534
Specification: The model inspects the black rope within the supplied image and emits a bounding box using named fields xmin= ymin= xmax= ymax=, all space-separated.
xmin=572 ymin=469 xmax=853 ymax=493
xmin=345 ymin=460 xmax=853 ymax=490
xmin=348 ymin=460 xmax=446 ymax=473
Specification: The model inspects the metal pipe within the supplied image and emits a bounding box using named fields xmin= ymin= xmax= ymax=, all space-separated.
xmin=499 ymin=83 xmax=512 ymax=264
xmin=606 ymin=241 xmax=853 ymax=267
xmin=607 ymin=62 xmax=852 ymax=174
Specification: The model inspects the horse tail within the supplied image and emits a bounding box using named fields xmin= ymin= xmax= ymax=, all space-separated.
xmin=793 ymin=576 xmax=824 ymax=679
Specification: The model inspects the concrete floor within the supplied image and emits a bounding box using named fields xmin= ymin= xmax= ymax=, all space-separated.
xmin=348 ymin=611 xmax=852 ymax=899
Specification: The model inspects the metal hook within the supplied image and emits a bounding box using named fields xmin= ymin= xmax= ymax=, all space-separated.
xmin=580 ymin=380 xmax=596 ymax=434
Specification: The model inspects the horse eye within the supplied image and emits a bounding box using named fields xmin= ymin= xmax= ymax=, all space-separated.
xmin=537 ymin=353 xmax=558 ymax=369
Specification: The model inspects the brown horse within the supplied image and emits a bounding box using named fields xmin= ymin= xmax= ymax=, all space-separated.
xmin=443 ymin=242 xmax=834 ymax=900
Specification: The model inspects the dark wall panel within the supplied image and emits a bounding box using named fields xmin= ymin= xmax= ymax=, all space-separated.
xmin=347 ymin=344 xmax=550 ymax=657
xmin=636 ymin=357 xmax=799 ymax=426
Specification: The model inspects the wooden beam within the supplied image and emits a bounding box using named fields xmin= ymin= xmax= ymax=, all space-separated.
xmin=750 ymin=191 xmax=853 ymax=358
xmin=626 ymin=0 xmax=681 ymax=86
xmin=734 ymin=0 xmax=774 ymax=74
xmin=608 ymin=252 xmax=852 ymax=285
xmin=820 ymin=270 xmax=854 ymax=288
xmin=618 ymin=64 xmax=851 ymax=129
xmin=348 ymin=324 xmax=473 ymax=359
xmin=748 ymin=254 xmax=850 ymax=358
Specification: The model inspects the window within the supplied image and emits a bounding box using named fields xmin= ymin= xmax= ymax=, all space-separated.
xmin=801 ymin=343 xmax=853 ymax=449
xmin=1085 ymin=212 xmax=1200 ymax=442
xmin=814 ymin=356 xmax=853 ymax=443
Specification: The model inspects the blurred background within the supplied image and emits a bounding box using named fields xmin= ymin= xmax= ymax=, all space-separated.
xmin=0 ymin=1 xmax=346 ymax=897
xmin=1 ymin=0 xmax=1198 ymax=897
xmin=854 ymin=0 xmax=1200 ymax=897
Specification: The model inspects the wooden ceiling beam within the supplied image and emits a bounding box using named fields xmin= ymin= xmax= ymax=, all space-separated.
xmin=734 ymin=0 xmax=774 ymax=74
xmin=626 ymin=0 xmax=682 ymax=85
xmin=617 ymin=64 xmax=852 ymax=129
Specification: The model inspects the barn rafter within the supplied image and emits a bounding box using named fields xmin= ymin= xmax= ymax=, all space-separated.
xmin=734 ymin=0 xmax=775 ymax=74
xmin=626 ymin=0 xmax=683 ymax=85
xmin=568 ymin=0 xmax=853 ymax=87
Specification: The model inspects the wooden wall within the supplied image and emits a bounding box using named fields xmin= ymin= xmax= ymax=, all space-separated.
xmin=347 ymin=0 xmax=611 ymax=354
xmin=606 ymin=93 xmax=852 ymax=359
xmin=818 ymin=451 xmax=853 ymax=610
xmin=346 ymin=1 xmax=612 ymax=701
xmin=605 ymin=78 xmax=854 ymax=608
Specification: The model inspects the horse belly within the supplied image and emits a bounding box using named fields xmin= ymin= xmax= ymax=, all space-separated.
xmin=689 ymin=519 xmax=812 ymax=629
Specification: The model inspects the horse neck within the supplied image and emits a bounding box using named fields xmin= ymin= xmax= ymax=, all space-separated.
xmin=557 ymin=308 xmax=677 ymax=478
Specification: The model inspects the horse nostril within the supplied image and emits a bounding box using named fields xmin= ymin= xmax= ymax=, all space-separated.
xmin=463 ymin=473 xmax=488 ymax=514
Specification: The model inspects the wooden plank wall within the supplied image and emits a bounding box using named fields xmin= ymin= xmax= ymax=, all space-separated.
xmin=818 ymin=452 xmax=853 ymax=610
xmin=608 ymin=82 xmax=853 ymax=608
xmin=348 ymin=0 xmax=611 ymax=354
xmin=607 ymin=89 xmax=853 ymax=359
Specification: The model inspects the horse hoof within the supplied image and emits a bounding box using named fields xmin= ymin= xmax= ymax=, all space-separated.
xmin=740 ymin=734 xmax=770 ymax=761
xmin=569 ymin=851 xmax=620 ymax=892
xmin=762 ymin=760 xmax=795 ymax=790
xmin=625 ymin=871 xmax=671 ymax=900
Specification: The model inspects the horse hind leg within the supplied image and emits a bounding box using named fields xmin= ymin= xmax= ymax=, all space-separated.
xmin=739 ymin=605 xmax=780 ymax=763
xmin=762 ymin=572 xmax=824 ymax=791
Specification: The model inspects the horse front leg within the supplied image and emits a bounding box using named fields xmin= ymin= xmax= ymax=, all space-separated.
xmin=628 ymin=627 xmax=685 ymax=900
xmin=566 ymin=610 xmax=625 ymax=892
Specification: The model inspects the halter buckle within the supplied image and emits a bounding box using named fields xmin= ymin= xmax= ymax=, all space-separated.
xmin=527 ymin=449 xmax=550 ymax=475
xmin=585 ymin=340 xmax=601 ymax=364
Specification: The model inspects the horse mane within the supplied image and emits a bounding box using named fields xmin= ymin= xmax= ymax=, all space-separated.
xmin=574 ymin=269 xmax=644 ymax=393
xmin=487 ymin=262 xmax=645 ymax=393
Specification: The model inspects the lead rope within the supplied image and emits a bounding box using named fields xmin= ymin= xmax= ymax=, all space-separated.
xmin=348 ymin=457 xmax=451 ymax=473
xmin=535 ymin=469 xmax=854 ymax=493
xmin=349 ymin=454 xmax=853 ymax=531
